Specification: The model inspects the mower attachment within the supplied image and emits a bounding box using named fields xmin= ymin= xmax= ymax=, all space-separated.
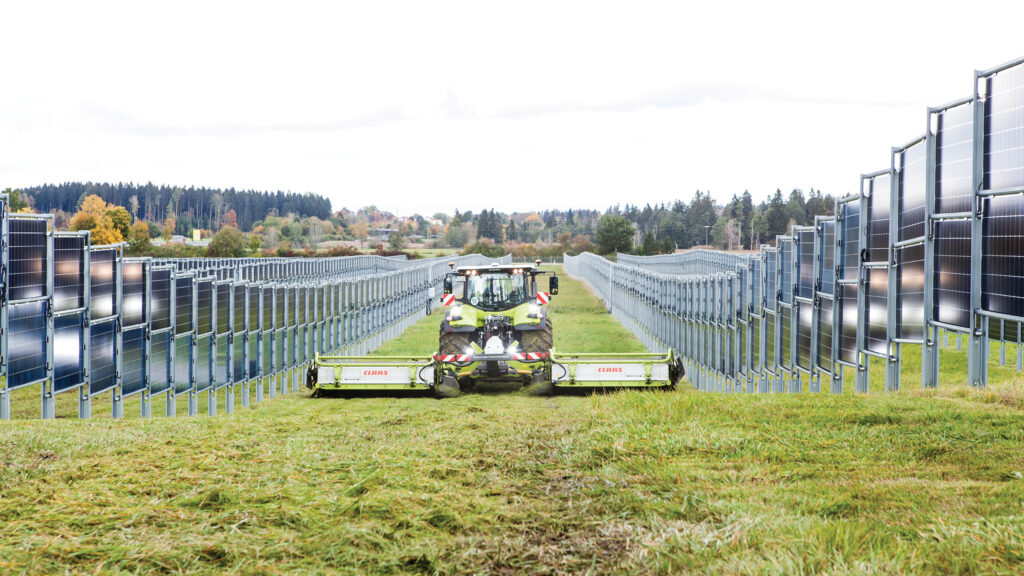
xmin=307 ymin=354 xmax=436 ymax=393
xmin=549 ymin=350 xmax=683 ymax=389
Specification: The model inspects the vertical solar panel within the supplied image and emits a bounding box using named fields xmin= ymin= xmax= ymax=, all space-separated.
xmin=54 ymin=235 xmax=85 ymax=312
xmin=983 ymin=195 xmax=1024 ymax=320
xmin=750 ymin=259 xmax=762 ymax=316
xmin=8 ymin=301 xmax=47 ymax=389
xmin=90 ymin=321 xmax=117 ymax=396
xmin=8 ymin=218 xmax=47 ymax=302
xmin=898 ymin=142 xmax=927 ymax=241
xmin=249 ymin=336 xmax=260 ymax=379
xmin=54 ymin=313 xmax=84 ymax=393
xmin=797 ymin=300 xmax=812 ymax=370
xmin=151 ymin=268 xmax=171 ymax=331
xmin=216 ymin=335 xmax=230 ymax=387
xmin=817 ymin=298 xmax=834 ymax=372
xmin=983 ymin=63 xmax=1024 ymax=191
xmin=216 ymin=283 xmax=231 ymax=335
xmin=764 ymin=314 xmax=776 ymax=370
xmin=276 ymin=287 xmax=286 ymax=329
xmin=122 ymin=261 xmax=146 ymax=327
xmin=819 ymin=221 xmax=835 ymax=295
xmin=934 ymin=219 xmax=971 ymax=327
xmin=122 ymin=327 xmax=147 ymax=397
xmin=175 ymin=277 xmax=193 ymax=333
xmin=278 ymin=331 xmax=287 ymax=370
xmin=233 ymin=285 xmax=246 ymax=333
xmin=781 ymin=307 xmax=792 ymax=368
xmin=779 ymin=239 xmax=793 ymax=305
xmin=262 ymin=333 xmax=273 ymax=374
xmin=248 ymin=286 xmax=260 ymax=332
xmin=839 ymin=285 xmax=858 ymax=365
xmin=174 ymin=337 xmax=192 ymax=395
xmin=764 ymin=251 xmax=777 ymax=308
xmin=738 ymin=323 xmax=746 ymax=375
xmin=232 ymin=337 xmax=246 ymax=383
xmin=865 ymin=268 xmax=888 ymax=355
xmin=196 ymin=335 xmax=213 ymax=393
xmin=935 ymin=102 xmax=975 ymax=213
xmin=897 ymin=244 xmax=925 ymax=340
xmin=840 ymin=203 xmax=860 ymax=281
xmin=90 ymin=250 xmax=116 ymax=319
xmin=197 ymin=280 xmax=213 ymax=335
xmin=149 ymin=332 xmax=171 ymax=395
xmin=867 ymin=174 xmax=891 ymax=263
xmin=797 ymin=230 xmax=814 ymax=299
xmin=751 ymin=316 xmax=761 ymax=368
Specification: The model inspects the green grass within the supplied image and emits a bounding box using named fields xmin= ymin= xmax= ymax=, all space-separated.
xmin=1 ymin=267 xmax=1024 ymax=574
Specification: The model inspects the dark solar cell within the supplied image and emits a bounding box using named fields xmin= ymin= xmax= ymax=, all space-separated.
xmin=897 ymin=244 xmax=926 ymax=340
xmin=865 ymin=267 xmax=888 ymax=355
xmin=817 ymin=297 xmax=834 ymax=372
xmin=233 ymin=337 xmax=246 ymax=383
xmin=249 ymin=335 xmax=260 ymax=378
xmin=122 ymin=327 xmax=147 ymax=397
xmin=122 ymin=262 xmax=146 ymax=327
xmin=174 ymin=336 xmax=192 ymax=395
xmin=797 ymin=230 xmax=814 ymax=299
xmin=54 ymin=236 xmax=85 ymax=312
xmin=216 ymin=284 xmax=231 ymax=335
xmin=249 ymin=287 xmax=260 ymax=332
xmin=840 ymin=202 xmax=860 ymax=281
xmin=8 ymin=301 xmax=47 ymax=389
xmin=840 ymin=285 xmax=858 ymax=365
xmin=935 ymin=102 xmax=974 ymax=213
xmin=90 ymin=320 xmax=117 ymax=396
xmin=982 ymin=195 xmax=1024 ymax=318
xmin=216 ymin=334 xmax=230 ymax=387
xmin=9 ymin=218 xmax=48 ymax=302
xmin=196 ymin=335 xmax=213 ymax=393
xmin=150 ymin=331 xmax=171 ymax=395
xmin=934 ymin=219 xmax=971 ymax=327
xmin=984 ymin=64 xmax=1024 ymax=191
xmin=151 ymin=269 xmax=172 ymax=331
xmin=197 ymin=280 xmax=213 ymax=335
xmin=175 ymin=277 xmax=194 ymax=333
xmin=899 ymin=141 xmax=927 ymax=241
xmin=867 ymin=174 xmax=891 ymax=263
xmin=234 ymin=285 xmax=247 ymax=333
xmin=54 ymin=312 xmax=84 ymax=393
xmin=90 ymin=250 xmax=116 ymax=320
xmin=263 ymin=333 xmax=274 ymax=373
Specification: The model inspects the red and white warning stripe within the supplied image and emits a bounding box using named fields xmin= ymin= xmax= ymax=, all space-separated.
xmin=537 ymin=292 xmax=550 ymax=304
xmin=512 ymin=352 xmax=549 ymax=361
xmin=442 ymin=294 xmax=456 ymax=306
xmin=435 ymin=354 xmax=472 ymax=362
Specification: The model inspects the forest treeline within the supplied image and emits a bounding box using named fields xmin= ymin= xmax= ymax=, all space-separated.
xmin=20 ymin=182 xmax=331 ymax=233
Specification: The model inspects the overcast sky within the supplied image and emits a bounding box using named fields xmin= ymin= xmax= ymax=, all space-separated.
xmin=2 ymin=1 xmax=1023 ymax=216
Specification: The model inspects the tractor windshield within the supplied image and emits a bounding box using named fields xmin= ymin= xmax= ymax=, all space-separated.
xmin=465 ymin=272 xmax=527 ymax=311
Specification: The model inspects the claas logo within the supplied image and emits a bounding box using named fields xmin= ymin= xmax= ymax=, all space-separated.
xmin=363 ymin=370 xmax=389 ymax=376
xmin=597 ymin=367 xmax=623 ymax=373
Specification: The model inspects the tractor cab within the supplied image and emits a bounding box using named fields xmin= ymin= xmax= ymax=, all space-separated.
xmin=442 ymin=260 xmax=558 ymax=309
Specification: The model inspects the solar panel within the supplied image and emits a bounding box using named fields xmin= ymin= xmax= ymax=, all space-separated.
xmin=840 ymin=202 xmax=860 ymax=281
xmin=897 ymin=244 xmax=925 ymax=340
xmin=90 ymin=320 xmax=117 ymax=396
xmin=797 ymin=230 xmax=814 ymax=299
xmin=196 ymin=335 xmax=213 ymax=393
xmin=54 ymin=236 xmax=85 ymax=312
xmin=934 ymin=219 xmax=971 ymax=327
xmin=779 ymin=239 xmax=793 ymax=305
xmin=751 ymin=316 xmax=761 ymax=369
xmin=764 ymin=250 xmax=778 ymax=309
xmin=819 ymin=221 xmax=835 ymax=296
xmin=263 ymin=333 xmax=273 ymax=374
xmin=8 ymin=218 xmax=48 ymax=302
xmin=197 ymin=280 xmax=213 ymax=335
xmin=738 ymin=323 xmax=746 ymax=374
xmin=983 ymin=63 xmax=1024 ymax=190
xmin=278 ymin=331 xmax=287 ymax=369
xmin=175 ymin=277 xmax=194 ymax=333
xmin=781 ymin=306 xmax=792 ymax=368
xmin=249 ymin=335 xmax=260 ymax=378
xmin=122 ymin=327 xmax=147 ymax=397
xmin=151 ymin=268 xmax=172 ymax=331
xmin=174 ymin=336 xmax=192 ymax=395
xmin=233 ymin=285 xmax=247 ymax=333
xmin=276 ymin=287 xmax=286 ymax=329
xmin=865 ymin=268 xmax=888 ymax=355
xmin=935 ymin=101 xmax=974 ymax=213
xmin=839 ymin=285 xmax=858 ymax=365
xmin=216 ymin=283 xmax=231 ymax=335
xmin=122 ymin=261 xmax=146 ymax=327
xmin=817 ymin=298 xmax=834 ymax=372
xmin=867 ymin=174 xmax=891 ymax=263
xmin=54 ymin=312 xmax=84 ymax=393
xmin=149 ymin=331 xmax=171 ymax=395
xmin=983 ymin=194 xmax=1024 ymax=318
xmin=764 ymin=313 xmax=776 ymax=370
xmin=248 ymin=286 xmax=260 ymax=332
xmin=216 ymin=334 xmax=230 ymax=387
xmin=797 ymin=300 xmax=812 ymax=370
xmin=232 ymin=337 xmax=246 ymax=383
xmin=898 ymin=141 xmax=927 ymax=241
xmin=90 ymin=250 xmax=116 ymax=320
xmin=750 ymin=259 xmax=762 ymax=316
xmin=7 ymin=301 xmax=47 ymax=389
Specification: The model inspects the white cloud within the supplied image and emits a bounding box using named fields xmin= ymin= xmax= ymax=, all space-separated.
xmin=2 ymin=0 xmax=1023 ymax=215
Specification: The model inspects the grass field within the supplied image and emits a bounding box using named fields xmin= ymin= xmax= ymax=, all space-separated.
xmin=1 ymin=268 xmax=1024 ymax=574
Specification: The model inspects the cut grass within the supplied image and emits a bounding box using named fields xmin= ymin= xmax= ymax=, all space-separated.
xmin=0 ymin=266 xmax=1023 ymax=574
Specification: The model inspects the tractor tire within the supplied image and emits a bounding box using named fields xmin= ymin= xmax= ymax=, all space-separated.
xmin=438 ymin=330 xmax=473 ymax=357
xmin=520 ymin=318 xmax=553 ymax=354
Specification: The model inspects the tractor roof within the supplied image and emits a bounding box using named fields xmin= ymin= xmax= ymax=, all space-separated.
xmin=452 ymin=263 xmax=538 ymax=273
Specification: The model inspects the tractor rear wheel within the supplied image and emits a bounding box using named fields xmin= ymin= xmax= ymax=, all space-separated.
xmin=519 ymin=318 xmax=553 ymax=353
xmin=439 ymin=330 xmax=472 ymax=356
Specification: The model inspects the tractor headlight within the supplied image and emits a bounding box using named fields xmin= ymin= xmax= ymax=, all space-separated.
xmin=450 ymin=306 xmax=463 ymax=321
xmin=527 ymin=304 xmax=540 ymax=318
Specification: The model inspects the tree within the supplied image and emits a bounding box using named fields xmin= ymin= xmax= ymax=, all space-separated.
xmin=127 ymin=221 xmax=152 ymax=254
xmin=388 ymin=230 xmax=405 ymax=250
xmin=161 ymin=217 xmax=176 ymax=239
xmin=350 ymin=219 xmax=369 ymax=248
xmin=207 ymin=226 xmax=248 ymax=257
xmin=107 ymin=206 xmax=131 ymax=240
xmin=91 ymin=218 xmax=122 ymax=245
xmin=2 ymin=188 xmax=29 ymax=212
xmin=641 ymin=231 xmax=658 ymax=255
xmin=223 ymin=209 xmax=238 ymax=229
xmin=595 ymin=215 xmax=634 ymax=255
xmin=248 ymin=234 xmax=262 ymax=253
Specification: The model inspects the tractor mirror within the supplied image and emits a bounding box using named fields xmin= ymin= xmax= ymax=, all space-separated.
xmin=549 ymin=276 xmax=559 ymax=295
xmin=443 ymin=277 xmax=453 ymax=294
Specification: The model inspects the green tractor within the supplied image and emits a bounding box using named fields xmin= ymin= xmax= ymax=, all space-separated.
xmin=433 ymin=260 xmax=559 ymax=397
xmin=306 ymin=260 xmax=684 ymax=397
